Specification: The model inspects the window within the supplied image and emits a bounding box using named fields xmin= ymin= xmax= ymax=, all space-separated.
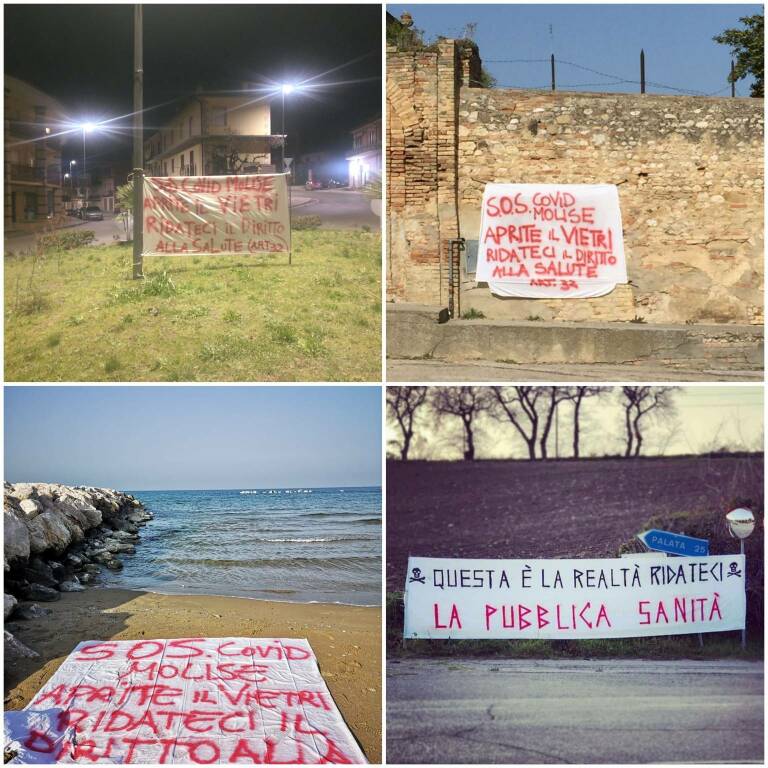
xmin=171 ymin=158 xmax=175 ymax=173
xmin=163 ymin=161 xmax=167 ymax=175
xmin=189 ymin=150 xmax=194 ymax=173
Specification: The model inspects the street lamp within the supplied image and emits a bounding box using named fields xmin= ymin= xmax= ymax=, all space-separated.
xmin=80 ymin=122 xmax=97 ymax=207
xmin=280 ymin=84 xmax=295 ymax=174
xmin=726 ymin=507 xmax=755 ymax=650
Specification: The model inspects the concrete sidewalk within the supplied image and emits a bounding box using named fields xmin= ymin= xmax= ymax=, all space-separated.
xmin=388 ymin=358 xmax=764 ymax=382
xmin=387 ymin=304 xmax=764 ymax=380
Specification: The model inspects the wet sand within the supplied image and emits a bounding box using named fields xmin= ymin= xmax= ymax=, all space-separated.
xmin=4 ymin=588 xmax=381 ymax=762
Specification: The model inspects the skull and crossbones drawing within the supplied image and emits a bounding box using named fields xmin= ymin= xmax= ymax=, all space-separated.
xmin=408 ymin=567 xmax=426 ymax=584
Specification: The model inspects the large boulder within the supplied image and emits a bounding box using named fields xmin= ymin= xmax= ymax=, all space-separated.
xmin=19 ymin=583 xmax=60 ymax=602
xmin=18 ymin=499 xmax=43 ymax=518
xmin=4 ymin=499 xmax=30 ymax=567
xmin=4 ymin=630 xmax=39 ymax=659
xmin=23 ymin=558 xmax=57 ymax=589
xmin=4 ymin=594 xmax=17 ymax=619
xmin=15 ymin=603 xmax=53 ymax=620
xmin=59 ymin=579 xmax=85 ymax=593
xmin=27 ymin=511 xmax=72 ymax=554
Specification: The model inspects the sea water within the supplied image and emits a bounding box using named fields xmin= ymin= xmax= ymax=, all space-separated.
xmin=99 ymin=487 xmax=381 ymax=605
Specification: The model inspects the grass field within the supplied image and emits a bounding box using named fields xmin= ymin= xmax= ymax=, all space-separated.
xmin=4 ymin=230 xmax=381 ymax=381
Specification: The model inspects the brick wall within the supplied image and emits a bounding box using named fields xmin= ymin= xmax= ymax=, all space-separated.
xmin=387 ymin=41 xmax=461 ymax=304
xmin=387 ymin=39 xmax=764 ymax=325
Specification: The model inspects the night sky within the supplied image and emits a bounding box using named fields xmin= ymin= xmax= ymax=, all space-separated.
xmin=5 ymin=4 xmax=381 ymax=174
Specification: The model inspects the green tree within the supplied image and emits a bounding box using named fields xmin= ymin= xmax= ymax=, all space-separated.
xmin=713 ymin=14 xmax=764 ymax=97
xmin=116 ymin=180 xmax=133 ymax=213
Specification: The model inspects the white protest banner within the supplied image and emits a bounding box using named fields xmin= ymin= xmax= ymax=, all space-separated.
xmin=142 ymin=174 xmax=290 ymax=256
xmin=476 ymin=183 xmax=627 ymax=298
xmin=404 ymin=555 xmax=745 ymax=640
xmin=7 ymin=637 xmax=367 ymax=764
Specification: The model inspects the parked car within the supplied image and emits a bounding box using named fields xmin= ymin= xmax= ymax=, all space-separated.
xmin=83 ymin=206 xmax=104 ymax=221
xmin=326 ymin=178 xmax=345 ymax=188
xmin=305 ymin=179 xmax=324 ymax=190
xmin=67 ymin=209 xmax=81 ymax=218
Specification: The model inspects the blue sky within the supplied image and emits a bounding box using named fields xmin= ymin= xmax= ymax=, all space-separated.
xmin=5 ymin=387 xmax=381 ymax=490
xmin=388 ymin=4 xmax=761 ymax=96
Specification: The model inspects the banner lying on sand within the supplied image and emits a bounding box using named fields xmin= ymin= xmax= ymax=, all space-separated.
xmin=476 ymin=183 xmax=627 ymax=298
xmin=404 ymin=555 xmax=746 ymax=640
xmin=142 ymin=173 xmax=290 ymax=256
xmin=6 ymin=637 xmax=366 ymax=764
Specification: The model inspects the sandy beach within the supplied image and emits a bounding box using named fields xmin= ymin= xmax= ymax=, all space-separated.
xmin=4 ymin=588 xmax=381 ymax=763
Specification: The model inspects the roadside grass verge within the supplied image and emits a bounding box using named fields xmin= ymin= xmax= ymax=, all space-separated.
xmin=5 ymin=230 xmax=381 ymax=381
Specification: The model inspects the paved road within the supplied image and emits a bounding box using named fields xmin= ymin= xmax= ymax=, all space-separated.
xmin=387 ymin=358 xmax=764 ymax=382
xmin=293 ymin=187 xmax=380 ymax=230
xmin=387 ymin=658 xmax=764 ymax=764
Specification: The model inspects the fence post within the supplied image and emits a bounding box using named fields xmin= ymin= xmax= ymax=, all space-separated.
xmin=550 ymin=54 xmax=556 ymax=91
xmin=640 ymin=49 xmax=645 ymax=94
xmin=731 ymin=60 xmax=736 ymax=97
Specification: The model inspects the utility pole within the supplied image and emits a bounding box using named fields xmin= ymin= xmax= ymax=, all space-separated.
xmin=731 ymin=60 xmax=736 ymax=97
xmin=132 ymin=4 xmax=144 ymax=279
xmin=550 ymin=54 xmax=556 ymax=92
xmin=640 ymin=49 xmax=646 ymax=94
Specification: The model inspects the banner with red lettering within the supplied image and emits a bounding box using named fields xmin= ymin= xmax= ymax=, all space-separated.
xmin=404 ymin=555 xmax=746 ymax=640
xmin=6 ymin=637 xmax=367 ymax=764
xmin=476 ymin=183 xmax=627 ymax=298
xmin=142 ymin=174 xmax=290 ymax=256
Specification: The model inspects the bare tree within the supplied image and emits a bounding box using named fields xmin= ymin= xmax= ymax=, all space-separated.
xmin=490 ymin=386 xmax=541 ymax=460
xmin=537 ymin=386 xmax=572 ymax=460
xmin=620 ymin=387 xmax=677 ymax=458
xmin=386 ymin=386 xmax=428 ymax=461
xmin=490 ymin=386 xmax=571 ymax=459
xmin=563 ymin=386 xmax=605 ymax=458
xmin=432 ymin=386 xmax=492 ymax=461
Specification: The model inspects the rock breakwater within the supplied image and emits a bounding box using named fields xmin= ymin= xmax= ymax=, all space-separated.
xmin=4 ymin=483 xmax=152 ymax=658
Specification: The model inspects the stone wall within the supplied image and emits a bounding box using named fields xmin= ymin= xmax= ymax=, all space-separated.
xmin=387 ymin=39 xmax=764 ymax=325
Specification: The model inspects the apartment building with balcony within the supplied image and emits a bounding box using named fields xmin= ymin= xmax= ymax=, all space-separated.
xmin=4 ymin=75 xmax=66 ymax=230
xmin=143 ymin=91 xmax=283 ymax=178
xmin=347 ymin=117 xmax=381 ymax=188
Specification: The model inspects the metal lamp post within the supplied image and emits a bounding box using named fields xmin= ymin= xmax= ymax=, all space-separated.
xmin=81 ymin=123 xmax=95 ymax=207
xmin=725 ymin=507 xmax=755 ymax=650
xmin=280 ymin=84 xmax=294 ymax=174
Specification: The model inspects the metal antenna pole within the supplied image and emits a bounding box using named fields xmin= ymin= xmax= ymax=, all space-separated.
xmin=640 ymin=49 xmax=646 ymax=94
xmin=731 ymin=60 xmax=736 ymax=97
xmin=132 ymin=3 xmax=144 ymax=279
